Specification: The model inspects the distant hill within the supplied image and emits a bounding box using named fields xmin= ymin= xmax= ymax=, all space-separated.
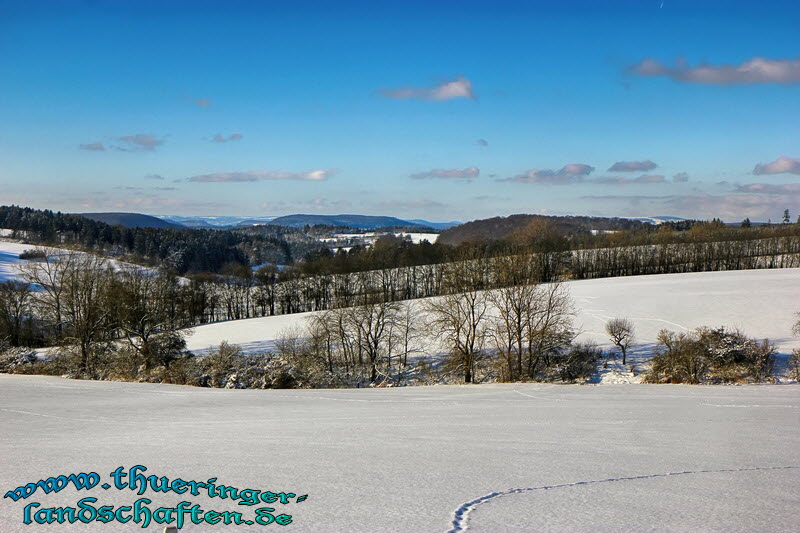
xmin=405 ymin=219 xmax=461 ymax=230
xmin=157 ymin=215 xmax=277 ymax=228
xmin=168 ymin=218 xmax=218 ymax=229
xmin=437 ymin=214 xmax=656 ymax=246
xmin=77 ymin=212 xmax=186 ymax=229
xmin=267 ymin=214 xmax=431 ymax=230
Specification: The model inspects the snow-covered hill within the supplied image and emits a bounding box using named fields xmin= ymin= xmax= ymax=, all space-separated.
xmin=184 ymin=268 xmax=800 ymax=381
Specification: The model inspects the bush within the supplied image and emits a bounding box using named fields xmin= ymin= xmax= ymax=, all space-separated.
xmin=18 ymin=249 xmax=47 ymax=260
xmin=789 ymin=350 xmax=800 ymax=382
xmin=554 ymin=343 xmax=602 ymax=382
xmin=645 ymin=326 xmax=775 ymax=384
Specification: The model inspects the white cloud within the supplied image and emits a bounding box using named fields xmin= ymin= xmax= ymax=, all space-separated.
xmin=378 ymin=77 xmax=475 ymax=101
xmin=501 ymin=164 xmax=594 ymax=184
xmin=608 ymin=160 xmax=658 ymax=172
xmin=260 ymin=198 xmax=352 ymax=212
xmin=212 ymin=133 xmax=243 ymax=143
xmin=753 ymin=156 xmax=800 ymax=175
xmin=79 ymin=141 xmax=105 ymax=151
xmin=187 ymin=170 xmax=332 ymax=183
xmin=593 ymin=174 xmax=666 ymax=185
xmin=410 ymin=167 xmax=479 ymax=180
xmin=735 ymin=183 xmax=800 ymax=194
xmin=628 ymin=57 xmax=800 ymax=85
xmin=115 ymin=134 xmax=165 ymax=152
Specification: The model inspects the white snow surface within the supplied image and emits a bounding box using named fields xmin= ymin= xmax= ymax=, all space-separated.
xmin=0 ymin=237 xmax=178 ymax=286
xmin=0 ymin=375 xmax=797 ymax=532
xmin=185 ymin=268 xmax=800 ymax=381
xmin=0 ymin=239 xmax=57 ymax=282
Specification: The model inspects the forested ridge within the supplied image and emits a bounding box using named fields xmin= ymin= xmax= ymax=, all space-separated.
xmin=0 ymin=205 xmax=295 ymax=274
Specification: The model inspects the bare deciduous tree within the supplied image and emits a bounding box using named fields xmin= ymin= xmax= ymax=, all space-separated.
xmin=22 ymin=252 xmax=116 ymax=376
xmin=110 ymin=268 xmax=190 ymax=370
xmin=605 ymin=317 xmax=635 ymax=365
xmin=0 ymin=280 xmax=33 ymax=346
xmin=426 ymin=254 xmax=490 ymax=383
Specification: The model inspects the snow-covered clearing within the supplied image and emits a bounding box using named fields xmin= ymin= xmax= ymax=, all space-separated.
xmin=0 ymin=239 xmax=60 ymax=282
xmin=0 ymin=236 xmax=176 ymax=284
xmin=396 ymin=232 xmax=439 ymax=244
xmin=0 ymin=375 xmax=797 ymax=532
xmin=185 ymin=268 xmax=800 ymax=381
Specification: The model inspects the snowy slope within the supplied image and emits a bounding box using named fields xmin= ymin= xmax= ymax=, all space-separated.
xmin=0 ymin=375 xmax=797 ymax=532
xmin=0 ymin=237 xmax=172 ymax=284
xmin=0 ymin=240 xmax=59 ymax=282
xmin=185 ymin=269 xmax=800 ymax=379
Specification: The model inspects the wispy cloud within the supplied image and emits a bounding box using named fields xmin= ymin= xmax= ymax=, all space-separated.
xmin=79 ymin=141 xmax=105 ymax=151
xmin=581 ymin=192 xmax=799 ymax=221
xmin=608 ymin=160 xmax=657 ymax=172
xmin=410 ymin=166 xmax=479 ymax=180
xmin=212 ymin=133 xmax=243 ymax=143
xmin=593 ymin=174 xmax=666 ymax=185
xmin=735 ymin=183 xmax=800 ymax=194
xmin=673 ymin=172 xmax=690 ymax=183
xmin=144 ymin=174 xmax=165 ymax=180
xmin=187 ymin=170 xmax=332 ymax=183
xmin=378 ymin=77 xmax=475 ymax=101
xmin=115 ymin=134 xmax=165 ymax=152
xmin=500 ymin=164 xmax=594 ymax=185
xmin=195 ymin=98 xmax=211 ymax=108
xmin=68 ymin=192 xmax=227 ymax=212
xmin=627 ymin=57 xmax=800 ymax=85
xmin=376 ymin=198 xmax=447 ymax=210
xmin=260 ymin=198 xmax=352 ymax=212
xmin=753 ymin=156 xmax=800 ymax=175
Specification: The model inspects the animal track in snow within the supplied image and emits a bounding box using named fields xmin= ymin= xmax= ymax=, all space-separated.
xmin=446 ymin=465 xmax=800 ymax=532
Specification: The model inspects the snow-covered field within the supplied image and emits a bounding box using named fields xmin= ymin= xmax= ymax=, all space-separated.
xmin=0 ymin=239 xmax=60 ymax=282
xmin=0 ymin=237 xmax=173 ymax=285
xmin=185 ymin=268 xmax=800 ymax=380
xmin=0 ymin=375 xmax=797 ymax=532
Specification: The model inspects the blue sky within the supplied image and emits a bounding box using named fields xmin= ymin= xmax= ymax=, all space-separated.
xmin=0 ymin=0 xmax=798 ymax=222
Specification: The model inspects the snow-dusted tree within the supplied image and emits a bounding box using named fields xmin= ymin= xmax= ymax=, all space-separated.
xmin=605 ymin=317 xmax=635 ymax=365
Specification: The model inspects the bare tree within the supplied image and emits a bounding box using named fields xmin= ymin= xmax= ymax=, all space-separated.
xmin=19 ymin=249 xmax=75 ymax=339
xmin=524 ymin=281 xmax=576 ymax=378
xmin=489 ymin=254 xmax=540 ymax=381
xmin=346 ymin=300 xmax=401 ymax=384
xmin=110 ymin=268 xmax=190 ymax=370
xmin=605 ymin=317 xmax=635 ymax=365
xmin=0 ymin=281 xmax=33 ymax=346
xmin=396 ymin=301 xmax=423 ymax=369
xmin=23 ymin=252 xmax=116 ymax=376
xmin=426 ymin=255 xmax=490 ymax=383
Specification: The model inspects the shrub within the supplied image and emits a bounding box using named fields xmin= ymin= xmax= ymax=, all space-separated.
xmin=18 ymin=249 xmax=47 ymax=260
xmin=554 ymin=343 xmax=603 ymax=382
xmin=645 ymin=326 xmax=775 ymax=384
xmin=789 ymin=350 xmax=800 ymax=382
